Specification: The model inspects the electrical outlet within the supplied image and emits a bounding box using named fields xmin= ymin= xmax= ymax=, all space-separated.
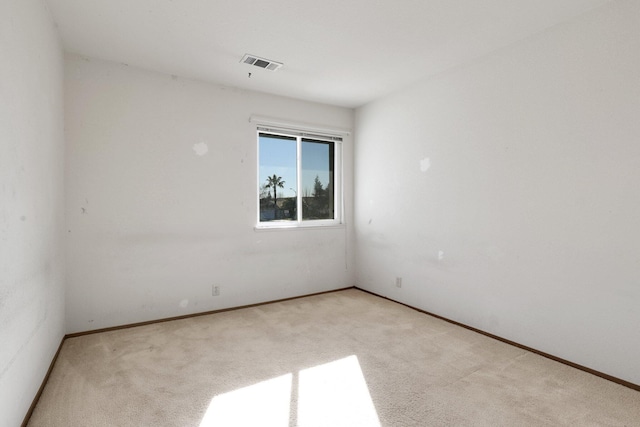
xmin=395 ymin=277 xmax=402 ymax=288
xmin=212 ymin=285 xmax=220 ymax=296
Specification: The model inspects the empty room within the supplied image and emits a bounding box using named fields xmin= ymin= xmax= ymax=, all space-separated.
xmin=2 ymin=0 xmax=639 ymax=425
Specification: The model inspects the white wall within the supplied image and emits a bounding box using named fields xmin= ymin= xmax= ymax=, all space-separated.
xmin=65 ymin=55 xmax=354 ymax=333
xmin=355 ymin=0 xmax=640 ymax=385
xmin=0 ymin=0 xmax=65 ymax=425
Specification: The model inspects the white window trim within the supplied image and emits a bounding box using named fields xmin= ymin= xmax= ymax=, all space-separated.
xmin=249 ymin=115 xmax=351 ymax=137
xmin=254 ymin=118 xmax=346 ymax=230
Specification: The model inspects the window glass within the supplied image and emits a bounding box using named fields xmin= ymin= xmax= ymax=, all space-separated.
xmin=301 ymin=139 xmax=334 ymax=220
xmin=257 ymin=128 xmax=341 ymax=227
xmin=259 ymin=134 xmax=296 ymax=222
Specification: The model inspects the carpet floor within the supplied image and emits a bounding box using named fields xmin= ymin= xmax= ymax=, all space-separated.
xmin=28 ymin=289 xmax=640 ymax=426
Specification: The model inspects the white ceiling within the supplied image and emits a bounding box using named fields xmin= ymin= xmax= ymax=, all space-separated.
xmin=45 ymin=0 xmax=611 ymax=108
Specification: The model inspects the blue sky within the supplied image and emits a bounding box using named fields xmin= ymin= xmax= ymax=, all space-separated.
xmin=259 ymin=134 xmax=331 ymax=198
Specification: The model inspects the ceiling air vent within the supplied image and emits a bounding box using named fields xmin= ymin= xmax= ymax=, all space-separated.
xmin=240 ymin=54 xmax=283 ymax=71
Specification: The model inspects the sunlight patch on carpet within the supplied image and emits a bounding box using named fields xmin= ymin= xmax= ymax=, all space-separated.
xmin=199 ymin=373 xmax=292 ymax=427
xmin=199 ymin=355 xmax=380 ymax=427
xmin=297 ymin=355 xmax=380 ymax=427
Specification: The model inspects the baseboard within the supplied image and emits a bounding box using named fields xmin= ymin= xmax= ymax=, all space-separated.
xmin=66 ymin=286 xmax=355 ymax=338
xmin=355 ymin=287 xmax=640 ymax=392
xmin=21 ymin=336 xmax=66 ymax=427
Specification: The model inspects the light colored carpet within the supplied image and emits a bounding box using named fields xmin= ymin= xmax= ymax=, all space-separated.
xmin=28 ymin=289 xmax=640 ymax=426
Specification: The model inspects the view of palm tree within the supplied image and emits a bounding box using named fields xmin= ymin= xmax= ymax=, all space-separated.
xmin=265 ymin=174 xmax=285 ymax=214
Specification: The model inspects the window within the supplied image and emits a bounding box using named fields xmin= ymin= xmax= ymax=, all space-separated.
xmin=257 ymin=126 xmax=342 ymax=227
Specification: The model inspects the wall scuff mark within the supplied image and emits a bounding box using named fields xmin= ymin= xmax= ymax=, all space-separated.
xmin=420 ymin=157 xmax=431 ymax=172
xmin=193 ymin=142 xmax=209 ymax=156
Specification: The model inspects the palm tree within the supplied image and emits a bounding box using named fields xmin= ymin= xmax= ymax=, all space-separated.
xmin=265 ymin=174 xmax=285 ymax=214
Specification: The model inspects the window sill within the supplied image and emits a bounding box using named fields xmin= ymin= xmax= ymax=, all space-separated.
xmin=254 ymin=222 xmax=346 ymax=232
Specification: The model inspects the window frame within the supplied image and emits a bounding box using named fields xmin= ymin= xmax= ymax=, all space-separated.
xmin=256 ymin=125 xmax=343 ymax=229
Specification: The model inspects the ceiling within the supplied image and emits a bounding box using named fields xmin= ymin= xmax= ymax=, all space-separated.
xmin=45 ymin=0 xmax=611 ymax=108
